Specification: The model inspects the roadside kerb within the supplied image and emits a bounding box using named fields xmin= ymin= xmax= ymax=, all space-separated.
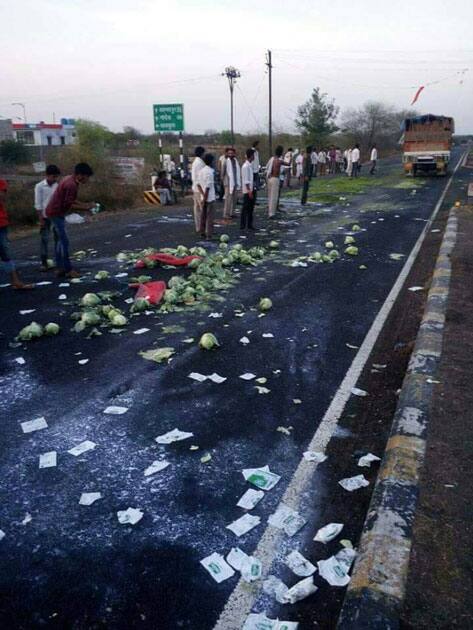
xmin=337 ymin=209 xmax=459 ymax=630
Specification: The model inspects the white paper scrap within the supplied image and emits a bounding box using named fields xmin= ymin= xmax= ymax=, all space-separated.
xmin=237 ymin=488 xmax=265 ymax=510
xmin=358 ymin=453 xmax=381 ymax=467
xmin=79 ymin=492 xmax=102 ymax=506
xmin=0 ymin=530 xmax=5 ymax=541
xmin=39 ymin=451 xmax=57 ymax=468
xmin=241 ymin=555 xmax=263 ymax=583
xmin=351 ymin=387 xmax=368 ymax=397
xmin=103 ymin=405 xmax=128 ymax=415
xmin=285 ymin=550 xmax=316 ymax=577
xmin=117 ymin=507 xmax=143 ymax=525
xmin=240 ymin=336 xmax=250 ymax=345
xmin=58 ymin=294 xmax=67 ymax=300
xmin=20 ymin=309 xmax=36 ymax=314
xmin=243 ymin=613 xmax=299 ymax=630
xmin=68 ymin=440 xmax=97 ymax=457
xmin=155 ymin=428 xmax=193 ymax=444
xmin=226 ymin=547 xmax=249 ymax=571
xmin=115 ymin=272 xmax=128 ymax=278
xmin=226 ymin=513 xmax=261 ymax=537
xmin=262 ymin=333 xmax=274 ymax=338
xmin=200 ymin=552 xmax=235 ymax=583
xmin=317 ymin=548 xmax=357 ymax=586
xmin=268 ymin=504 xmax=306 ymax=537
xmin=303 ymin=451 xmax=327 ymax=463
xmin=207 ymin=373 xmax=227 ymax=384
xmin=14 ymin=357 xmax=26 ymax=365
xmin=21 ymin=417 xmax=48 ymax=434
xmin=144 ymin=460 xmax=170 ymax=477
xmin=58 ymin=282 xmax=70 ymax=287
xmin=35 ymin=282 xmax=52 ymax=286
xmin=255 ymin=386 xmax=271 ymax=394
xmin=208 ymin=312 xmax=223 ymax=318
xmin=284 ymin=576 xmax=318 ymax=603
xmin=314 ymin=523 xmax=344 ymax=543
xmin=21 ymin=513 xmax=32 ymax=525
xmin=239 ymin=373 xmax=256 ymax=381
xmin=133 ymin=328 xmax=150 ymax=335
xmin=338 ymin=474 xmax=369 ymax=491
xmin=78 ymin=359 xmax=89 ymax=365
xmin=408 ymin=286 xmax=424 ymax=292
xmin=242 ymin=466 xmax=281 ymax=491
xmin=263 ymin=575 xmax=289 ymax=604
xmin=188 ymin=372 xmax=208 ymax=382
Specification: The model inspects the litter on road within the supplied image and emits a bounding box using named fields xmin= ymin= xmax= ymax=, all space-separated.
xmin=285 ymin=550 xmax=316 ymax=576
xmin=268 ymin=503 xmax=307 ymax=536
xmin=255 ymin=386 xmax=271 ymax=394
xmin=207 ymin=373 xmax=227 ymax=384
xmin=239 ymin=373 xmax=256 ymax=380
xmin=144 ymin=460 xmax=170 ymax=477
xmin=21 ymin=417 xmax=48 ymax=434
xmin=303 ymin=451 xmax=327 ymax=463
xmin=14 ymin=357 xmax=26 ymax=365
xmin=103 ymin=405 xmax=128 ymax=415
xmin=155 ymin=428 xmax=194 ymax=444
xmin=284 ymin=576 xmax=318 ymax=604
xmin=67 ymin=440 xmax=97 ymax=457
xmin=351 ymin=387 xmax=369 ymax=397
xmin=226 ymin=547 xmax=248 ymax=571
xmin=133 ymin=328 xmax=150 ymax=335
xmin=408 ymin=286 xmax=424 ymax=292
xmin=117 ymin=507 xmax=144 ymax=525
xmin=139 ymin=347 xmax=175 ymax=363
xmin=358 ymin=452 xmax=381 ymax=467
xmin=78 ymin=359 xmax=89 ymax=365
xmin=243 ymin=612 xmax=299 ymax=630
xmin=242 ymin=465 xmax=281 ymax=490
xmin=226 ymin=513 xmax=261 ymax=537
xmin=313 ymin=522 xmax=344 ymax=543
xmin=338 ymin=474 xmax=370 ymax=491
xmin=39 ymin=451 xmax=57 ymax=468
xmin=239 ymin=336 xmax=250 ymax=345
xmin=79 ymin=492 xmax=102 ymax=506
xmin=188 ymin=372 xmax=208 ymax=382
xmin=241 ymin=555 xmax=263 ymax=582
xmin=237 ymin=488 xmax=265 ymax=510
xmin=200 ymin=552 xmax=235 ymax=584
xmin=317 ymin=548 xmax=357 ymax=586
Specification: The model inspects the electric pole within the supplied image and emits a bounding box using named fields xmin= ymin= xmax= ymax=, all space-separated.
xmin=266 ymin=50 xmax=273 ymax=157
xmin=223 ymin=66 xmax=241 ymax=146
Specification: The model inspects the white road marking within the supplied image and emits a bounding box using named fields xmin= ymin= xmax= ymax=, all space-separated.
xmin=213 ymin=152 xmax=466 ymax=630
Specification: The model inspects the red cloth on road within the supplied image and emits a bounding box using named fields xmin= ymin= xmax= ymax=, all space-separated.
xmin=134 ymin=253 xmax=201 ymax=269
xmin=131 ymin=281 xmax=167 ymax=305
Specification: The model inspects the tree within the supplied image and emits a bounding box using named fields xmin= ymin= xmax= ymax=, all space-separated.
xmin=0 ymin=140 xmax=30 ymax=164
xmin=295 ymin=88 xmax=339 ymax=146
xmin=75 ymin=119 xmax=114 ymax=155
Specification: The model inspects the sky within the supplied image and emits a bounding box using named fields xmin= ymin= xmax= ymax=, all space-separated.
xmin=1 ymin=0 xmax=472 ymax=135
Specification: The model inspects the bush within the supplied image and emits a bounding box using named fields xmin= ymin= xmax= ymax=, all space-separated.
xmin=6 ymin=181 xmax=37 ymax=225
xmin=0 ymin=140 xmax=31 ymax=165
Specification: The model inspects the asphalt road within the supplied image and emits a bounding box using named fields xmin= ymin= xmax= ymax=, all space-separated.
xmin=0 ymin=149 xmax=464 ymax=630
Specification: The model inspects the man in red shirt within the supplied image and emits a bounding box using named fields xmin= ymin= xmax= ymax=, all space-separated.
xmin=0 ymin=179 xmax=33 ymax=289
xmin=46 ymin=162 xmax=95 ymax=278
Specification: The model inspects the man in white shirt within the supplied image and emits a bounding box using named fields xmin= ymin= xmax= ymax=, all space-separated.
xmin=283 ymin=148 xmax=294 ymax=187
xmin=223 ymin=147 xmax=241 ymax=221
xmin=351 ymin=144 xmax=361 ymax=177
xmin=295 ymin=151 xmax=304 ymax=181
xmin=318 ymin=150 xmax=327 ymax=176
xmin=34 ymin=164 xmax=60 ymax=271
xmin=191 ymin=146 xmax=206 ymax=233
xmin=310 ymin=148 xmax=318 ymax=178
xmin=240 ymin=148 xmax=255 ymax=230
xmin=251 ymin=140 xmax=261 ymax=197
xmin=196 ymin=153 xmax=216 ymax=240
xmin=370 ymin=145 xmax=378 ymax=175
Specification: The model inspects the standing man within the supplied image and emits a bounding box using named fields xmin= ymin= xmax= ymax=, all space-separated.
xmin=351 ymin=144 xmax=361 ymax=177
xmin=295 ymin=151 xmax=304 ymax=182
xmin=223 ymin=147 xmax=241 ymax=222
xmin=45 ymin=162 xmax=95 ymax=278
xmin=310 ymin=147 xmax=318 ymax=178
xmin=346 ymin=147 xmax=353 ymax=177
xmin=283 ymin=147 xmax=294 ymax=187
xmin=318 ymin=149 xmax=327 ymax=176
xmin=266 ymin=145 xmax=289 ymax=218
xmin=251 ymin=140 xmax=260 ymax=192
xmin=301 ymin=146 xmax=313 ymax=205
xmin=191 ymin=146 xmax=206 ymax=234
xmin=0 ymin=179 xmax=33 ymax=289
xmin=34 ymin=164 xmax=60 ymax=271
xmin=217 ymin=147 xmax=229 ymax=201
xmin=240 ymin=149 xmax=255 ymax=231
xmin=370 ymin=145 xmax=378 ymax=175
xmin=197 ymin=153 xmax=216 ymax=241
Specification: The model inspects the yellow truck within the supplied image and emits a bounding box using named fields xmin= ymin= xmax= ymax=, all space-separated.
xmin=402 ymin=114 xmax=454 ymax=176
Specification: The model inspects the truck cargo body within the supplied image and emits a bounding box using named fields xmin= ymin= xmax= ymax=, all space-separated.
xmin=402 ymin=114 xmax=454 ymax=176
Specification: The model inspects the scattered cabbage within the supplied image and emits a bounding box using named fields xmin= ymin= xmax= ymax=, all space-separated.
xmin=164 ymin=289 xmax=179 ymax=303
xmin=81 ymin=293 xmax=101 ymax=307
xmin=269 ymin=240 xmax=279 ymax=248
xmin=140 ymin=347 xmax=175 ymax=363
xmin=328 ymin=250 xmax=340 ymax=259
xmin=199 ymin=332 xmax=220 ymax=350
xmin=74 ymin=321 xmax=86 ymax=333
xmin=17 ymin=322 xmax=43 ymax=341
xmin=220 ymin=234 xmax=229 ymax=243
xmin=324 ymin=241 xmax=334 ymax=249
xmin=116 ymin=253 xmax=128 ymax=262
xmin=44 ymin=322 xmax=60 ymax=336
xmin=176 ymin=245 xmax=189 ymax=256
xmin=352 ymin=224 xmax=361 ymax=232
xmin=259 ymin=297 xmax=273 ymax=311
xmin=219 ymin=242 xmax=228 ymax=251
xmin=131 ymin=298 xmax=150 ymax=313
xmin=107 ymin=309 xmax=122 ymax=322
xmin=187 ymin=258 xmax=201 ymax=269
xmin=112 ymin=314 xmax=127 ymax=327
xmin=168 ymin=276 xmax=186 ymax=289
xmin=345 ymin=246 xmax=359 ymax=256
xmin=81 ymin=311 xmax=101 ymax=326
xmin=94 ymin=270 xmax=110 ymax=280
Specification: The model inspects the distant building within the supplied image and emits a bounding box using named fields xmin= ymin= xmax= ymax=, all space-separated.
xmin=13 ymin=118 xmax=76 ymax=147
xmin=0 ymin=119 xmax=14 ymax=142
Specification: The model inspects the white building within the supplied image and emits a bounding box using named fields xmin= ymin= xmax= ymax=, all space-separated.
xmin=13 ymin=118 xmax=76 ymax=146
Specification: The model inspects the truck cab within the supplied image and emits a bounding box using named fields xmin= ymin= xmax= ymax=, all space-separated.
xmin=402 ymin=114 xmax=454 ymax=176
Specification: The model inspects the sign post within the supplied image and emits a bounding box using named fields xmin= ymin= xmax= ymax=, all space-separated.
xmin=153 ymin=104 xmax=185 ymax=168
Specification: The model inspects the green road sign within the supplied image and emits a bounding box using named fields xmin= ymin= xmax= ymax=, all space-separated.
xmin=153 ymin=103 xmax=184 ymax=132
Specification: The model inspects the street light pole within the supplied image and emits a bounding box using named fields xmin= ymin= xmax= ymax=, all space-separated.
xmin=11 ymin=102 xmax=27 ymax=124
xmin=222 ymin=67 xmax=241 ymax=146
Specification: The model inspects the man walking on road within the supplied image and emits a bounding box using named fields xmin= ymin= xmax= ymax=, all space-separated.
xmin=351 ymin=144 xmax=361 ymax=177
xmin=196 ymin=153 xmax=216 ymax=241
xmin=45 ymin=162 xmax=96 ymax=278
xmin=34 ymin=164 xmax=60 ymax=271
xmin=223 ymin=147 xmax=241 ymax=222
xmin=240 ymin=148 xmax=255 ymax=231
xmin=301 ymin=146 xmax=313 ymax=205
xmin=370 ymin=145 xmax=378 ymax=175
xmin=191 ymin=146 xmax=206 ymax=233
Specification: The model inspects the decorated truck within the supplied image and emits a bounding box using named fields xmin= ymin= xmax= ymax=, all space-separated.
xmin=401 ymin=114 xmax=454 ymax=176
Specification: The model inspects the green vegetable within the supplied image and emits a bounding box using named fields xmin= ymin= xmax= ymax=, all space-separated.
xmin=344 ymin=236 xmax=356 ymax=245
xmin=219 ymin=242 xmax=228 ymax=251
xmin=345 ymin=246 xmax=359 ymax=256
xmin=199 ymin=332 xmax=220 ymax=350
xmin=107 ymin=309 xmax=122 ymax=322
xmin=220 ymin=234 xmax=229 ymax=243
xmin=74 ymin=321 xmax=86 ymax=333
xmin=324 ymin=241 xmax=334 ymax=249
xmin=328 ymin=249 xmax=340 ymax=259
xmin=131 ymin=298 xmax=150 ymax=313
xmin=352 ymin=224 xmax=361 ymax=232
xmin=44 ymin=322 xmax=60 ymax=336
xmin=17 ymin=321 xmax=43 ymax=341
xmin=140 ymin=347 xmax=175 ymax=363
xmin=269 ymin=240 xmax=279 ymax=248
xmin=81 ymin=311 xmax=102 ymax=326
xmin=259 ymin=297 xmax=273 ymax=311
xmin=94 ymin=270 xmax=110 ymax=280
xmin=187 ymin=258 xmax=201 ymax=269
xmin=116 ymin=253 xmax=128 ymax=262
xmin=81 ymin=293 xmax=101 ymax=307
xmin=112 ymin=314 xmax=128 ymax=327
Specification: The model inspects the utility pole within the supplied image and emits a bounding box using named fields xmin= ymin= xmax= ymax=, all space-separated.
xmin=223 ymin=66 xmax=241 ymax=146
xmin=266 ymin=50 xmax=273 ymax=157
xmin=11 ymin=102 xmax=27 ymax=124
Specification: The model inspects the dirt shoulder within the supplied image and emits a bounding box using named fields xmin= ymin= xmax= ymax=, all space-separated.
xmin=401 ymin=206 xmax=473 ymax=629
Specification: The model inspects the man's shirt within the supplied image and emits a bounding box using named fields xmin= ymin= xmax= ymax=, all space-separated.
xmin=198 ymin=166 xmax=216 ymax=203
xmin=191 ymin=157 xmax=205 ymax=193
xmin=241 ymin=160 xmax=254 ymax=192
xmin=46 ymin=175 xmax=78 ymax=218
xmin=35 ymin=179 xmax=58 ymax=218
